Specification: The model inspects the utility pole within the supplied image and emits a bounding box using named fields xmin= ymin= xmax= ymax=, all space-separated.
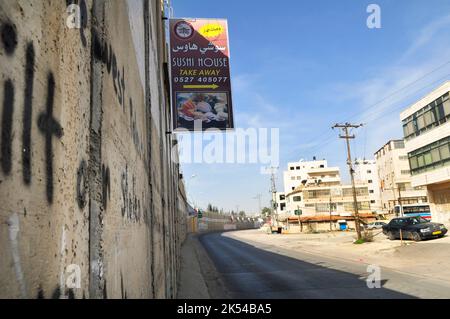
xmin=329 ymin=193 xmax=333 ymax=232
xmin=268 ymin=167 xmax=279 ymax=227
xmin=253 ymin=193 xmax=262 ymax=216
xmin=333 ymin=123 xmax=364 ymax=240
xmin=397 ymin=186 xmax=403 ymax=217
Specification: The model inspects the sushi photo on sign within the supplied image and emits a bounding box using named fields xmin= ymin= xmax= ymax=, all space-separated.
xmin=169 ymin=18 xmax=234 ymax=131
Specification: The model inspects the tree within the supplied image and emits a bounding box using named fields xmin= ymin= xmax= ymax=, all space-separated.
xmin=261 ymin=207 xmax=271 ymax=217
xmin=239 ymin=211 xmax=246 ymax=218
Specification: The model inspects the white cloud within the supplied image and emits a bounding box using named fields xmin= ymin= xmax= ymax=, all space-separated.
xmin=403 ymin=14 xmax=450 ymax=59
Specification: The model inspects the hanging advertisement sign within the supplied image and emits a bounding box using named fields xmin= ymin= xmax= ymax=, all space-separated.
xmin=169 ymin=18 xmax=234 ymax=131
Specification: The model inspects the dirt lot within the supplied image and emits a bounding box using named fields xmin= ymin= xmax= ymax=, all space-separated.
xmin=224 ymin=229 xmax=450 ymax=284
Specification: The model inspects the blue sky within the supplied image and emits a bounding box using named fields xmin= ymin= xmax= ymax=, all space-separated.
xmin=173 ymin=0 xmax=450 ymax=214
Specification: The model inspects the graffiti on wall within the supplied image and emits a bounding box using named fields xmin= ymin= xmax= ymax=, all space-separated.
xmin=120 ymin=165 xmax=148 ymax=224
xmin=1 ymin=22 xmax=63 ymax=203
xmin=92 ymin=30 xmax=145 ymax=159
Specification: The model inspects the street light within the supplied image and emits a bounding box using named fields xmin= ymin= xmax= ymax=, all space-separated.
xmin=186 ymin=174 xmax=198 ymax=208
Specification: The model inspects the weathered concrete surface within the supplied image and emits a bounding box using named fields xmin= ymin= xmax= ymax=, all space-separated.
xmin=177 ymin=234 xmax=230 ymax=299
xmin=195 ymin=211 xmax=258 ymax=233
xmin=0 ymin=0 xmax=187 ymax=299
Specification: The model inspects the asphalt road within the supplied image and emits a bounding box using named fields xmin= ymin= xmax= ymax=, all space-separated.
xmin=199 ymin=232 xmax=450 ymax=299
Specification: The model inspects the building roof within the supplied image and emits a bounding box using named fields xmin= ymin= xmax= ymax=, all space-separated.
xmin=400 ymin=81 xmax=450 ymax=120
xmin=374 ymin=139 xmax=404 ymax=156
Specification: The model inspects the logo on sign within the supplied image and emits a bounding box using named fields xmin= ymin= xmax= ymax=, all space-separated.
xmin=174 ymin=21 xmax=194 ymax=40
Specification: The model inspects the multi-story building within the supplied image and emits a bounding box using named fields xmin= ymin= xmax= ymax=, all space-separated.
xmin=400 ymin=82 xmax=450 ymax=224
xmin=354 ymin=159 xmax=381 ymax=212
xmin=375 ymin=140 xmax=428 ymax=213
xmin=275 ymin=191 xmax=287 ymax=215
xmin=283 ymin=158 xmax=341 ymax=194
xmin=285 ymin=184 xmax=372 ymax=217
xmin=278 ymin=158 xmax=376 ymax=232
xmin=278 ymin=158 xmax=341 ymax=216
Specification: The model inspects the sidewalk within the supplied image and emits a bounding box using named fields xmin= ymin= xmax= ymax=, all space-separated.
xmin=177 ymin=234 xmax=229 ymax=299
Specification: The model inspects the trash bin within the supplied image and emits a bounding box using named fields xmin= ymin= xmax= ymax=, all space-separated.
xmin=338 ymin=220 xmax=348 ymax=231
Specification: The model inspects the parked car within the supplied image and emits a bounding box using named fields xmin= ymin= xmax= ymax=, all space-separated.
xmin=366 ymin=221 xmax=387 ymax=230
xmin=382 ymin=216 xmax=448 ymax=241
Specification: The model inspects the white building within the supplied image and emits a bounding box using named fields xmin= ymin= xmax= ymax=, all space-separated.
xmin=283 ymin=158 xmax=341 ymax=194
xmin=279 ymin=158 xmax=343 ymax=217
xmin=275 ymin=191 xmax=286 ymax=215
xmin=375 ymin=140 xmax=428 ymax=213
xmin=354 ymin=159 xmax=381 ymax=212
xmin=284 ymin=183 xmax=372 ymax=219
xmin=400 ymin=82 xmax=450 ymax=224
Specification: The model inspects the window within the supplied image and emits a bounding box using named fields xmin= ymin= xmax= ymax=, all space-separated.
xmin=368 ymin=180 xmax=373 ymax=184
xmin=399 ymin=156 xmax=408 ymax=160
xmin=342 ymin=187 xmax=369 ymax=197
xmin=304 ymin=189 xmax=330 ymax=199
xmin=441 ymin=144 xmax=450 ymax=159
xmin=343 ymin=201 xmax=370 ymax=211
xmin=423 ymin=111 xmax=434 ymax=126
xmin=291 ymin=177 xmax=295 ymax=180
xmin=293 ymin=196 xmax=301 ymax=202
xmin=416 ymin=115 xmax=425 ymax=130
xmin=369 ymin=190 xmax=374 ymax=194
xmin=296 ymin=166 xmax=300 ymax=170
xmin=315 ymin=203 xmax=329 ymax=212
xmin=401 ymin=170 xmax=410 ymax=175
xmin=444 ymin=100 xmax=450 ymax=116
xmin=409 ymin=136 xmax=450 ymax=175
xmin=367 ymin=170 xmax=372 ymax=174
xmin=290 ymin=167 xmax=295 ymax=171
xmin=431 ymin=148 xmax=440 ymax=162
xmin=393 ymin=140 xmax=405 ymax=149
xmin=280 ymin=203 xmax=286 ymax=211
xmin=371 ymin=200 xmax=376 ymax=204
xmin=279 ymin=194 xmax=285 ymax=201
xmin=403 ymin=93 xmax=450 ymax=140
xmin=424 ymin=152 xmax=432 ymax=165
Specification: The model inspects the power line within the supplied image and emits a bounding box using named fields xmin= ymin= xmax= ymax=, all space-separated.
xmin=291 ymin=60 xmax=450 ymax=157
xmin=299 ymin=72 xmax=450 ymax=156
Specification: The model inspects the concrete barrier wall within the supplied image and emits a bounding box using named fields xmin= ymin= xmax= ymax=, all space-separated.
xmin=195 ymin=212 xmax=258 ymax=233
xmin=0 ymin=0 xmax=187 ymax=299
